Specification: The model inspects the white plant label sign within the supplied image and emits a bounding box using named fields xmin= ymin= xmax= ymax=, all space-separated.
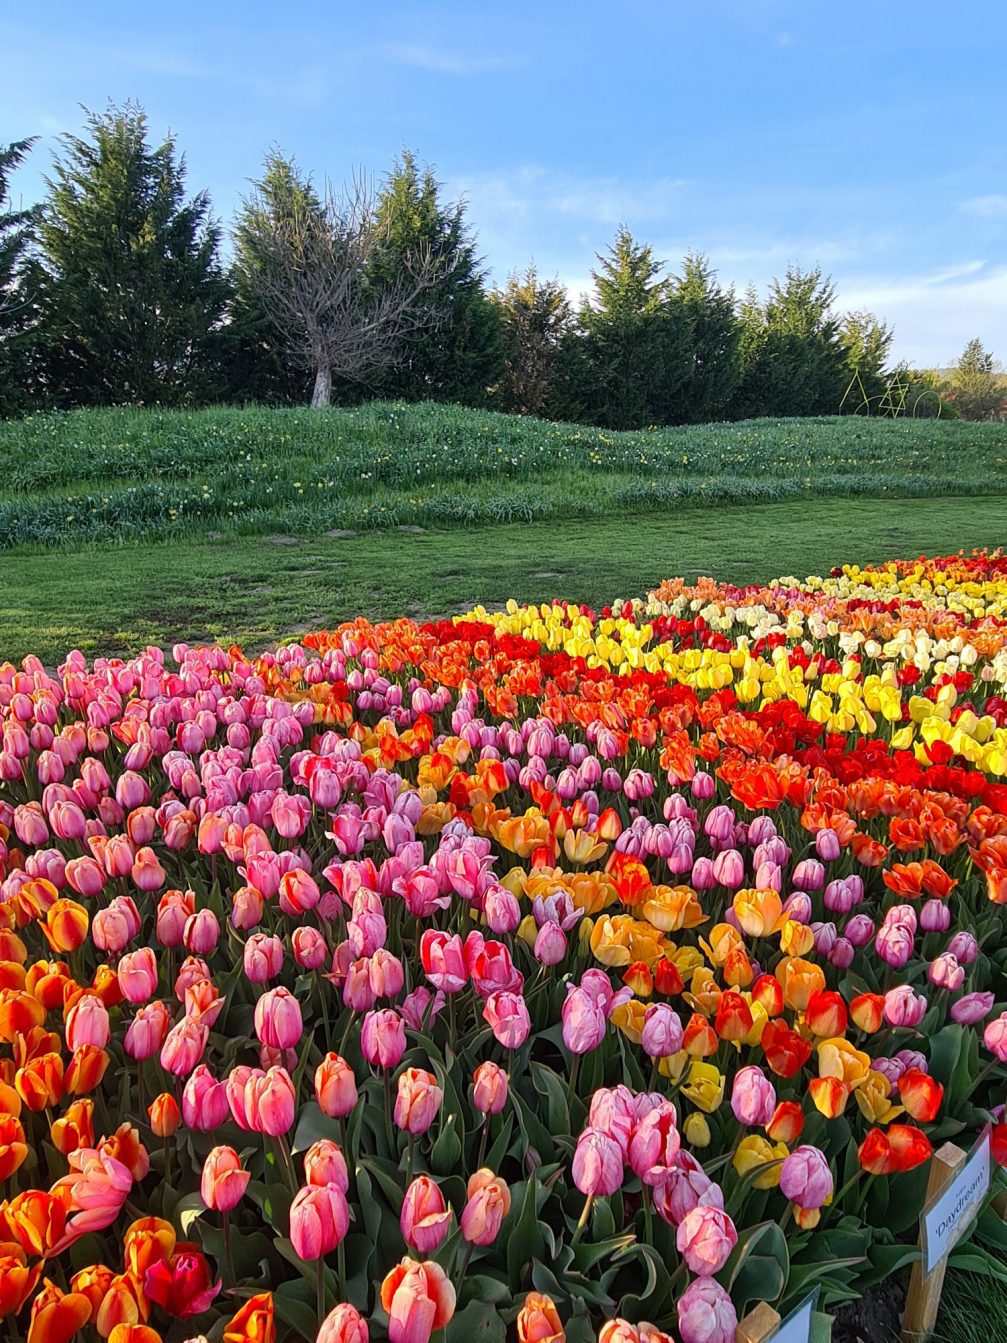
xmin=922 ymin=1125 xmax=992 ymax=1276
xmin=768 ymin=1289 xmax=818 ymax=1342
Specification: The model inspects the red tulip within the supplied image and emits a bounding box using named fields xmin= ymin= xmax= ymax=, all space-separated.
xmin=144 ymin=1242 xmax=220 ymax=1317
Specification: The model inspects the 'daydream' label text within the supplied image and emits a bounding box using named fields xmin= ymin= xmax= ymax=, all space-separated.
xmin=922 ymin=1128 xmax=992 ymax=1275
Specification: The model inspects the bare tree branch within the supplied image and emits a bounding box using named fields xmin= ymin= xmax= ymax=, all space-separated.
xmin=245 ymin=174 xmax=459 ymax=407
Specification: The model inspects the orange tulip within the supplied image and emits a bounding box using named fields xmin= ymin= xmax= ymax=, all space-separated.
xmin=809 ymin=1076 xmax=851 ymax=1119
xmin=123 ymin=1217 xmax=176 ymax=1286
xmin=64 ymin=1044 xmax=110 ymax=1095
xmin=0 ymin=988 xmax=45 ymax=1043
xmin=6 ymin=1189 xmax=68 ymax=1256
xmin=898 ymin=1069 xmax=944 ymax=1123
xmin=0 ymin=1110 xmax=27 ymax=1179
xmin=148 ymin=1093 xmax=181 ymax=1138
xmin=778 ymin=957 xmax=826 ymax=1012
xmin=805 ymin=991 xmax=848 ymax=1038
xmin=26 ymin=1279 xmax=92 ymax=1343
xmin=25 ymin=960 xmax=71 ymax=1011
xmin=100 ymin=1123 xmax=150 ymax=1181
xmin=0 ymin=1247 xmax=41 ymax=1319
xmin=51 ymin=1098 xmax=95 ymax=1155
xmin=850 ymin=992 xmax=885 ymax=1034
xmin=750 ymin=974 xmax=784 ymax=1018
xmin=766 ymin=1100 xmax=804 ymax=1144
xmin=95 ymin=1273 xmax=145 ymax=1334
xmin=15 ymin=1051 xmax=64 ymax=1111
xmin=69 ymin=1264 xmax=116 ymax=1321
xmin=222 ymin=1292 xmax=276 ymax=1343
xmin=714 ymin=990 xmax=753 ymax=1042
xmin=682 ymin=1012 xmax=718 ymax=1058
xmin=109 ymin=1327 xmax=163 ymax=1343
xmin=517 ymin=1292 xmax=565 ymax=1343
xmin=42 ymin=899 xmax=89 ymax=953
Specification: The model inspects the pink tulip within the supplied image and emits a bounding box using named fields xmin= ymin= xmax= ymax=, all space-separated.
xmin=254 ymin=986 xmax=304 ymax=1050
xmin=318 ymin=1304 xmax=369 ymax=1343
xmin=160 ymin=1018 xmax=209 ymax=1077
xmin=184 ymin=908 xmax=220 ymax=955
xmin=627 ymin=1104 xmax=680 ymax=1186
xmin=124 ymin=1001 xmax=171 ymax=1061
xmin=677 ymin=1277 xmax=737 ymax=1343
xmin=65 ymin=994 xmax=111 ymax=1051
xmin=952 ymin=992 xmax=994 ymax=1025
xmin=883 ymin=985 xmax=927 ymax=1028
xmin=361 ymin=1009 xmax=407 ymax=1070
xmin=394 ymin=1068 xmax=443 ymax=1136
xmin=132 ymin=846 xmax=167 ymax=892
xmin=244 ymin=933 xmax=284 ymax=983
xmin=562 ymin=986 xmax=607 ymax=1055
xmin=572 ymin=1128 xmax=624 ymax=1196
xmin=676 ymin=1204 xmax=738 ymax=1276
xmin=182 ymin=1064 xmax=231 ymax=1131
xmin=65 ymin=855 xmax=106 ymax=898
xmin=304 ymin=1139 xmax=349 ymax=1192
xmin=117 ymin=947 xmax=159 ymax=1004
xmin=400 ymin=1176 xmax=452 ymax=1253
xmin=779 ymin=1145 xmax=834 ymax=1209
xmin=482 ymin=991 xmax=530 ymax=1050
xmin=460 ymin=1169 xmax=510 ymax=1245
xmin=472 ymin=1062 xmax=508 ymax=1115
xmin=640 ymin=1003 xmax=683 ymax=1058
xmin=730 ymin=1065 xmax=777 ymax=1128
xmin=316 ymin=1053 xmax=359 ymax=1118
xmin=289 ymin=1182 xmax=350 ymax=1260
xmin=292 ymin=926 xmax=328 ymax=969
xmin=380 ymin=1258 xmax=456 ymax=1343
xmin=420 ymin=930 xmax=468 ymax=993
xmin=201 ymin=1146 xmax=250 ymax=1211
xmin=984 ymin=1012 xmax=1007 ymax=1061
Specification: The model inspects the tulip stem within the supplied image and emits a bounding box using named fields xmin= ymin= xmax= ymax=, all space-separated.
xmin=568 ymin=1052 xmax=582 ymax=1099
xmin=337 ymin=1237 xmax=346 ymax=1304
xmin=570 ymin=1192 xmax=594 ymax=1249
xmin=406 ymin=1132 xmax=415 ymax=1184
xmin=475 ymin=1115 xmax=490 ymax=1173
xmin=275 ymin=1132 xmax=299 ymax=1193
xmin=456 ymin=1236 xmax=475 ymax=1287
xmin=317 ymin=1254 xmax=328 ymax=1324
xmin=222 ymin=1209 xmax=236 ymax=1285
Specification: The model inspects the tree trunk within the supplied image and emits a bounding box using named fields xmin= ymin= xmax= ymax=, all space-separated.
xmin=311 ymin=365 xmax=332 ymax=408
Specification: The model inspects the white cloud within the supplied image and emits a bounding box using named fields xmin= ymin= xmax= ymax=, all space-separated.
xmin=447 ymin=166 xmax=689 ymax=228
xmin=382 ymin=44 xmax=517 ymax=75
xmin=841 ymin=264 xmax=1007 ymax=367
xmin=960 ymin=195 xmax=1007 ymax=218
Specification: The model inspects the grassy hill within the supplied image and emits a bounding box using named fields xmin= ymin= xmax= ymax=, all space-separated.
xmin=0 ymin=401 xmax=1004 ymax=549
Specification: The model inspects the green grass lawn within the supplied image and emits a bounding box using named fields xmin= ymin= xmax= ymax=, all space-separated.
xmin=3 ymin=493 xmax=1005 ymax=663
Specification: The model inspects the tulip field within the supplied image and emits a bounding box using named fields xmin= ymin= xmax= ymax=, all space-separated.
xmin=4 ymin=549 xmax=1007 ymax=1343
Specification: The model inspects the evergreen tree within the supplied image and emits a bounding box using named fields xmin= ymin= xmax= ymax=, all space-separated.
xmin=949 ymin=337 xmax=1003 ymax=420
xmin=579 ymin=227 xmax=691 ymax=429
xmin=35 ymin=102 xmax=230 ymax=407
xmin=491 ymin=263 xmax=575 ymax=416
xmin=227 ymin=150 xmax=322 ymax=404
xmin=731 ymin=266 xmax=847 ymax=418
xmin=0 ymin=137 xmax=38 ymax=417
xmin=838 ymin=310 xmax=894 ymax=412
xmin=369 ymin=150 xmax=503 ymax=405
xmin=666 ymin=252 xmax=741 ymax=423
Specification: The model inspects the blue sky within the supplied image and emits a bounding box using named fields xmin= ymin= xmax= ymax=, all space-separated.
xmin=3 ymin=0 xmax=1005 ymax=366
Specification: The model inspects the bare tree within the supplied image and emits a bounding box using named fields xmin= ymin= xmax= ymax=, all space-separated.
xmin=246 ymin=174 xmax=455 ymax=408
